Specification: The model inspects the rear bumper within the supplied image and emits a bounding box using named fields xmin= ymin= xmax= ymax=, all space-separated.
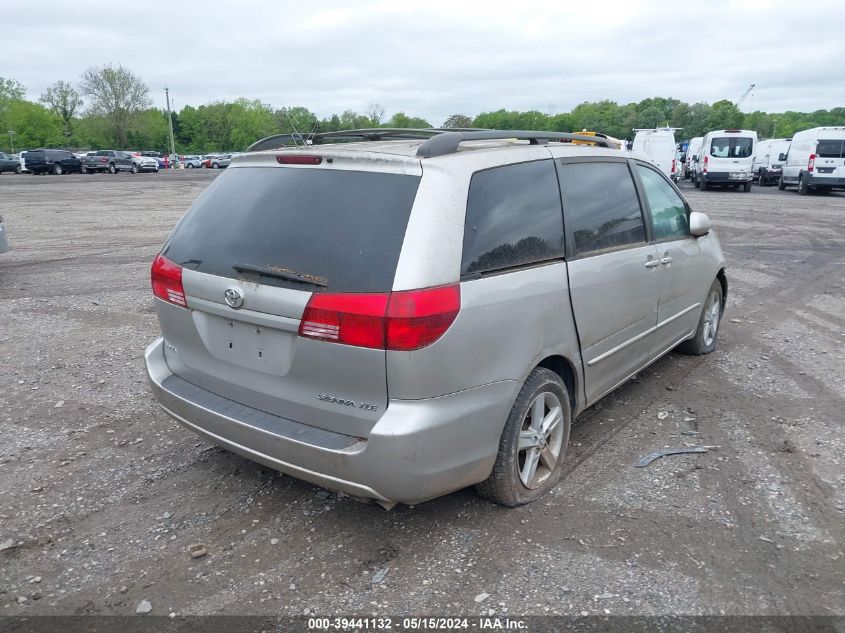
xmin=807 ymin=175 xmax=845 ymax=188
xmin=701 ymin=171 xmax=751 ymax=183
xmin=145 ymin=337 xmax=516 ymax=505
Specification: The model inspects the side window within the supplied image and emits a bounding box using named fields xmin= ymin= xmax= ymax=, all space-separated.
xmin=558 ymin=161 xmax=646 ymax=256
xmin=461 ymin=160 xmax=564 ymax=276
xmin=636 ymin=164 xmax=689 ymax=240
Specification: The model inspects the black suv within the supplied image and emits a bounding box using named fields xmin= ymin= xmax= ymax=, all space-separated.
xmin=22 ymin=149 xmax=83 ymax=175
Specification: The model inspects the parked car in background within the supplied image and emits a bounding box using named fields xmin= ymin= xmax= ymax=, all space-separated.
xmin=753 ymin=138 xmax=791 ymax=186
xmin=0 ymin=152 xmax=22 ymax=174
xmin=22 ymin=149 xmax=83 ymax=175
xmin=779 ymin=127 xmax=845 ymax=194
xmin=695 ymin=129 xmax=756 ymax=192
xmin=181 ymin=155 xmax=203 ymax=168
xmin=82 ymin=150 xmax=134 ymax=174
xmin=129 ymin=152 xmax=160 ymax=173
xmin=632 ymin=128 xmax=677 ymax=179
xmin=146 ymin=128 xmax=726 ymax=508
xmin=210 ymin=154 xmax=233 ymax=169
xmin=686 ymin=136 xmax=703 ymax=180
xmin=0 ymin=214 xmax=8 ymax=254
xmin=200 ymin=156 xmax=213 ymax=168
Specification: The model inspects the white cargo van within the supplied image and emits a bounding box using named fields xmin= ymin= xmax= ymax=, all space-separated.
xmin=686 ymin=137 xmax=703 ymax=181
xmin=695 ymin=129 xmax=757 ymax=192
xmin=632 ymin=128 xmax=677 ymax=179
xmin=779 ymin=127 xmax=845 ymax=194
xmin=752 ymin=138 xmax=791 ymax=186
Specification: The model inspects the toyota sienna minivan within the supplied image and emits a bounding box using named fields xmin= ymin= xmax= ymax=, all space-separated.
xmin=145 ymin=129 xmax=727 ymax=508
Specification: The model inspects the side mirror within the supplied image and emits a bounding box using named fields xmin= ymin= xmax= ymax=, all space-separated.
xmin=689 ymin=211 xmax=711 ymax=237
xmin=778 ymin=153 xmax=787 ymax=161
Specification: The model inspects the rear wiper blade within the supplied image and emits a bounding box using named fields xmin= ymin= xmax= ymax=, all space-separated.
xmin=232 ymin=263 xmax=328 ymax=287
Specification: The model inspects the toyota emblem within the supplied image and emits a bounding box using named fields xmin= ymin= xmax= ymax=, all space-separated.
xmin=224 ymin=287 xmax=245 ymax=309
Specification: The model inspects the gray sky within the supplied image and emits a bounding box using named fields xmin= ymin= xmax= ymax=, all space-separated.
xmin=6 ymin=0 xmax=844 ymax=125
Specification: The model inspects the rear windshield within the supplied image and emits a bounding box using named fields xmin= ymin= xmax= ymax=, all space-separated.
xmin=163 ymin=167 xmax=421 ymax=293
xmin=816 ymin=139 xmax=845 ymax=158
xmin=710 ymin=137 xmax=753 ymax=158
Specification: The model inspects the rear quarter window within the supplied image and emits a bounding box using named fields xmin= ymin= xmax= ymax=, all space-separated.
xmin=163 ymin=167 xmax=420 ymax=293
xmin=461 ymin=160 xmax=564 ymax=276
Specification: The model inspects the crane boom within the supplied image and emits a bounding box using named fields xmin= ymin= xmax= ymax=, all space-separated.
xmin=735 ymin=83 xmax=755 ymax=107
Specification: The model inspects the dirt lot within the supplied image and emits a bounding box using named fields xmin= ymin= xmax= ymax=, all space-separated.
xmin=0 ymin=170 xmax=843 ymax=619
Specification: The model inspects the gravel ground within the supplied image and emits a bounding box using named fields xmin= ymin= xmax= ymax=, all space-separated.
xmin=0 ymin=170 xmax=843 ymax=618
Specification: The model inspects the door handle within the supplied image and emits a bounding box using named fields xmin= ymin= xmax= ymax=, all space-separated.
xmin=644 ymin=259 xmax=660 ymax=268
xmin=660 ymin=256 xmax=673 ymax=265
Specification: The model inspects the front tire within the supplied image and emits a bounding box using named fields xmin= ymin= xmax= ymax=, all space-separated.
xmin=743 ymin=181 xmax=752 ymax=192
xmin=53 ymin=163 xmax=63 ymax=175
xmin=700 ymin=178 xmax=708 ymax=191
xmin=108 ymin=163 xmax=117 ymax=174
xmin=678 ymin=279 xmax=723 ymax=356
xmin=777 ymin=176 xmax=786 ymax=190
xmin=15 ymin=165 xmax=22 ymax=174
xmin=476 ymin=368 xmax=571 ymax=506
xmin=212 ymin=162 xmax=219 ymax=169
xmin=131 ymin=164 xmax=139 ymax=174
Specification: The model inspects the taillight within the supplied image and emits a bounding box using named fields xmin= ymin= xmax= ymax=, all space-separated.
xmin=703 ymin=156 xmax=709 ymax=173
xmin=671 ymin=159 xmax=676 ymax=174
xmin=277 ymin=155 xmax=322 ymax=165
xmin=151 ymin=254 xmax=187 ymax=308
xmin=100 ymin=157 xmax=107 ymax=163
xmin=808 ymin=153 xmax=815 ymax=173
xmin=298 ymin=285 xmax=460 ymax=351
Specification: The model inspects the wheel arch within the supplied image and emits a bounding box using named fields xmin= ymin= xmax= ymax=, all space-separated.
xmin=716 ymin=268 xmax=728 ymax=314
xmin=536 ymin=355 xmax=578 ymax=415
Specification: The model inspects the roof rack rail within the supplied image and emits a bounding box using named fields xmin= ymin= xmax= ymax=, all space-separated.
xmin=415 ymin=130 xmax=616 ymax=158
xmin=246 ymin=128 xmax=493 ymax=152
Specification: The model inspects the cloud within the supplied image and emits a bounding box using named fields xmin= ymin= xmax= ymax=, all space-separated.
xmin=5 ymin=0 xmax=843 ymax=126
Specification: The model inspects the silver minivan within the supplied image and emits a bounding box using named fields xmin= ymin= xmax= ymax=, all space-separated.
xmin=145 ymin=130 xmax=727 ymax=508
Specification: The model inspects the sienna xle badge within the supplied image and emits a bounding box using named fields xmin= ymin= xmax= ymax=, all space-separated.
xmin=146 ymin=129 xmax=727 ymax=508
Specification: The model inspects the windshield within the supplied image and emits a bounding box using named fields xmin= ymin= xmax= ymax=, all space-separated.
xmin=710 ymin=137 xmax=753 ymax=158
xmin=163 ymin=167 xmax=421 ymax=293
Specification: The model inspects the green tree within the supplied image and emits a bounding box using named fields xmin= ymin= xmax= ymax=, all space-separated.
xmin=3 ymin=100 xmax=64 ymax=149
xmin=80 ymin=64 xmax=151 ymax=147
xmin=0 ymin=77 xmax=25 ymax=101
xmin=40 ymin=81 xmax=83 ymax=140
xmin=442 ymin=114 xmax=473 ymax=128
xmin=385 ymin=112 xmax=431 ymax=128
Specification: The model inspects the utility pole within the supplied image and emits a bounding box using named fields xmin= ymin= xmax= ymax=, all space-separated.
xmin=164 ymin=87 xmax=176 ymax=160
xmin=7 ymin=130 xmax=15 ymax=154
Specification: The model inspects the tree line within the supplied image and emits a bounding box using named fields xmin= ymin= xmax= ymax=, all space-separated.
xmin=2 ymin=66 xmax=844 ymax=154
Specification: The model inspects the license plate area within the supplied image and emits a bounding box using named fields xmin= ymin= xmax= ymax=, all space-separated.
xmin=193 ymin=311 xmax=295 ymax=375
xmin=729 ymin=172 xmax=745 ymax=180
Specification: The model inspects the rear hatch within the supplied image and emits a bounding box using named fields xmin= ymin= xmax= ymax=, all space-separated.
xmin=814 ymin=138 xmax=845 ymax=179
xmin=153 ymin=156 xmax=422 ymax=438
xmin=705 ymin=133 xmax=754 ymax=178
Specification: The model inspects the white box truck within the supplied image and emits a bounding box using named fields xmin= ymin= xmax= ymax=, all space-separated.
xmin=695 ymin=129 xmax=757 ymax=192
xmin=779 ymin=127 xmax=845 ymax=194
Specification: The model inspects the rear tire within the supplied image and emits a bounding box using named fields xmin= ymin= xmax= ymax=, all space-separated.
xmin=212 ymin=162 xmax=219 ymax=169
xmin=53 ymin=163 xmax=63 ymax=175
xmin=475 ymin=368 xmax=571 ymax=507
xmin=677 ymin=279 xmax=723 ymax=356
xmin=15 ymin=165 xmax=21 ymax=174
xmin=743 ymin=181 xmax=752 ymax=192
xmin=758 ymin=171 xmax=766 ymax=186
xmin=797 ymin=174 xmax=809 ymax=195
xmin=700 ymin=178 xmax=708 ymax=191
xmin=108 ymin=163 xmax=117 ymax=174
xmin=777 ymin=176 xmax=786 ymax=190
xmin=131 ymin=164 xmax=139 ymax=174
xmin=187 ymin=163 xmax=195 ymax=168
